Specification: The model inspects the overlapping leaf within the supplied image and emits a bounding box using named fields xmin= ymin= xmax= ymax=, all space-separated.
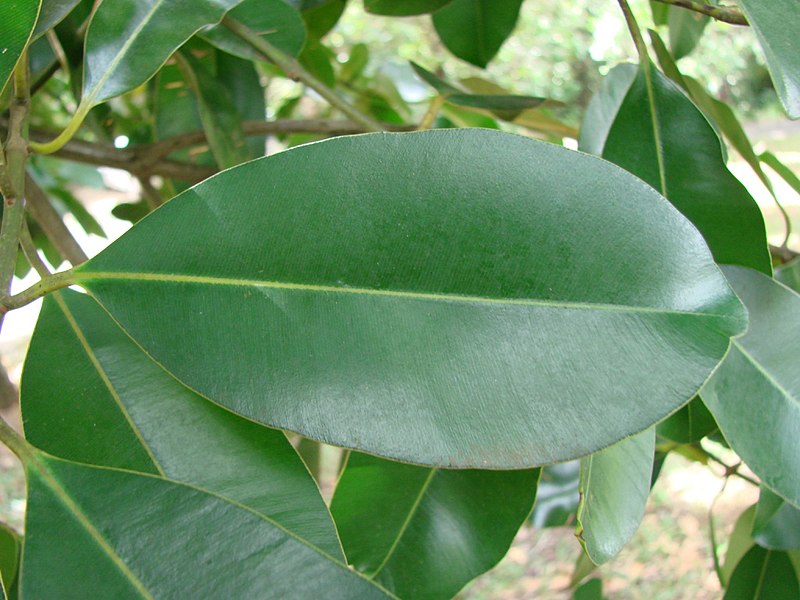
xmin=73 ymin=129 xmax=746 ymax=468
xmin=331 ymin=452 xmax=538 ymax=599
xmin=724 ymin=545 xmax=799 ymax=599
xmin=576 ymin=429 xmax=655 ymax=565
xmin=32 ymin=0 xmax=80 ymax=38
xmin=365 ymin=0 xmax=452 ymax=16
xmin=600 ymin=64 xmax=771 ymax=274
xmin=22 ymin=289 xmax=343 ymax=557
xmin=702 ymin=266 xmax=800 ymax=508
xmin=0 ymin=524 xmax=19 ymax=600
xmin=21 ymin=452 xmax=392 ymax=598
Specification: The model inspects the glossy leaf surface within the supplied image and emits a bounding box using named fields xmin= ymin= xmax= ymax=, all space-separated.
xmin=201 ymin=0 xmax=306 ymax=61
xmin=0 ymin=0 xmax=41 ymax=93
xmin=76 ymin=129 xmax=746 ymax=468
xmin=602 ymin=65 xmax=771 ymax=274
xmin=702 ymin=266 xmax=800 ymax=508
xmin=331 ymin=452 xmax=538 ymax=599
xmin=738 ymin=0 xmax=800 ymax=119
xmin=724 ymin=546 xmax=800 ymax=600
xmin=82 ymin=0 xmax=245 ymax=106
xmin=578 ymin=63 xmax=636 ymax=156
xmin=432 ymin=0 xmax=523 ymax=68
xmin=576 ymin=428 xmax=655 ymax=565
xmin=22 ymin=290 xmax=343 ymax=558
xmin=21 ymin=453 xmax=391 ymax=599
xmin=365 ymin=0 xmax=452 ymax=16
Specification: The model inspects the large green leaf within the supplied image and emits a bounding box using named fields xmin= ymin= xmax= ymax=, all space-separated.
xmin=576 ymin=428 xmax=655 ymax=565
xmin=667 ymin=5 xmax=709 ymax=60
xmin=724 ymin=545 xmax=800 ymax=600
xmin=22 ymin=290 xmax=344 ymax=558
xmin=81 ymin=0 xmax=246 ymax=106
xmin=331 ymin=452 xmax=538 ymax=599
xmin=602 ymin=64 xmax=771 ymax=274
xmin=200 ymin=0 xmax=307 ymax=61
xmin=702 ymin=266 xmax=800 ymax=508
xmin=0 ymin=524 xmax=19 ymax=600
xmin=737 ymin=0 xmax=800 ymax=119
xmin=21 ymin=452 xmax=392 ymax=598
xmin=656 ymin=397 xmax=717 ymax=444
xmin=74 ymin=129 xmax=746 ymax=468
xmin=432 ymin=0 xmax=523 ymax=68
xmin=365 ymin=0 xmax=452 ymax=16
xmin=0 ymin=0 xmax=41 ymax=94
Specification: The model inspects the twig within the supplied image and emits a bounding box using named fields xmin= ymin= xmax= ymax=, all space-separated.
xmin=0 ymin=266 xmax=74 ymax=313
xmin=617 ymin=0 xmax=649 ymax=62
xmin=222 ymin=16 xmax=384 ymax=133
xmin=702 ymin=447 xmax=760 ymax=486
xmin=418 ymin=96 xmax=446 ymax=131
xmin=651 ymin=0 xmax=748 ymax=26
xmin=137 ymin=175 xmax=162 ymax=209
xmin=20 ymin=219 xmax=53 ymax=277
xmin=25 ymin=172 xmax=88 ymax=265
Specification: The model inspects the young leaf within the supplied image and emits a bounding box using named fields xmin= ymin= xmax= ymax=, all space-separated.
xmin=737 ymin=0 xmax=800 ymax=119
xmin=81 ymin=0 xmax=247 ymax=107
xmin=22 ymin=290 xmax=344 ymax=558
xmin=74 ymin=129 xmax=746 ymax=469
xmin=576 ymin=428 xmax=655 ymax=565
xmin=21 ymin=453 xmax=393 ymax=598
xmin=432 ymin=0 xmax=523 ymax=68
xmin=331 ymin=452 xmax=539 ymax=599
xmin=702 ymin=266 xmax=800 ymax=508
xmin=200 ymin=0 xmax=307 ymax=61
xmin=724 ymin=546 xmax=800 ymax=600
xmin=0 ymin=0 xmax=41 ymax=93
xmin=602 ymin=64 xmax=771 ymax=274
xmin=365 ymin=0 xmax=453 ymax=16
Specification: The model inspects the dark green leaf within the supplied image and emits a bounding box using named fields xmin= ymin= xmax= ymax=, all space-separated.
xmin=656 ymin=397 xmax=717 ymax=444
xmin=216 ymin=51 xmax=267 ymax=157
xmin=446 ymin=93 xmax=546 ymax=120
xmin=432 ymin=0 xmax=523 ymax=68
xmin=737 ymin=0 xmax=800 ymax=119
xmin=410 ymin=61 xmax=460 ymax=95
xmin=299 ymin=36 xmax=335 ymax=87
xmin=82 ymin=0 xmax=246 ymax=106
xmin=341 ymin=43 xmax=369 ymax=82
xmin=302 ymin=0 xmax=347 ymax=38
xmin=530 ymin=461 xmax=580 ymax=528
xmin=649 ymin=0 xmax=669 ymax=26
xmin=602 ymin=64 xmax=771 ymax=274
xmin=775 ymin=257 xmax=800 ymax=293
xmin=753 ymin=487 xmax=800 ymax=551
xmin=0 ymin=0 xmax=41 ymax=93
xmin=22 ymin=289 xmax=344 ymax=558
xmin=177 ymin=51 xmax=250 ymax=169
xmin=21 ymin=453 xmax=392 ymax=598
xmin=724 ymin=546 xmax=800 ymax=600
xmin=702 ymin=266 xmax=800 ymax=508
xmin=576 ymin=428 xmax=655 ymax=564
xmin=201 ymin=0 xmax=307 ymax=61
xmin=573 ymin=578 xmax=604 ymax=600
xmin=32 ymin=0 xmax=80 ymax=38
xmin=331 ymin=452 xmax=538 ymax=599
xmin=75 ymin=130 xmax=746 ymax=468
xmin=365 ymin=0 xmax=452 ymax=16
xmin=0 ymin=524 xmax=19 ymax=600
xmin=668 ymin=6 xmax=709 ymax=60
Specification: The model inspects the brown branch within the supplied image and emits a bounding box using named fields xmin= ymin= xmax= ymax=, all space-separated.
xmin=651 ymin=0 xmax=748 ymax=26
xmin=25 ymin=172 xmax=88 ymax=265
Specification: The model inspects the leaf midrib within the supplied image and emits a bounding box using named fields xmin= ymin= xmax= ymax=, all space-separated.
xmin=733 ymin=341 xmax=799 ymax=408
xmin=74 ymin=270 xmax=734 ymax=320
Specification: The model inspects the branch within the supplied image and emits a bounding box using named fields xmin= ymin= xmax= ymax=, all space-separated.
xmin=222 ymin=17 xmax=385 ymax=132
xmin=25 ymin=172 xmax=89 ymax=265
xmin=651 ymin=0 xmax=748 ymax=26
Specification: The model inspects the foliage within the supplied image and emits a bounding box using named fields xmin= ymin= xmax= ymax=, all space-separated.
xmin=0 ymin=0 xmax=798 ymax=597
